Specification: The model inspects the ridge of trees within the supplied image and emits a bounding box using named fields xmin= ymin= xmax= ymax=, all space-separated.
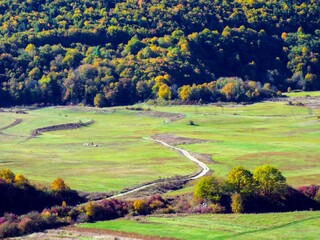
xmin=0 ymin=0 xmax=319 ymax=106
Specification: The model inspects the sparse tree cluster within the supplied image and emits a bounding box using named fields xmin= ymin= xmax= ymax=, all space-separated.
xmin=194 ymin=165 xmax=319 ymax=213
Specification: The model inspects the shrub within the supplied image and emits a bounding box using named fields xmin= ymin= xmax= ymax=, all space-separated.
xmin=133 ymin=199 xmax=150 ymax=215
xmin=0 ymin=222 xmax=20 ymax=238
xmin=188 ymin=120 xmax=196 ymax=126
xmin=209 ymin=203 xmax=226 ymax=213
xmin=173 ymin=196 xmax=192 ymax=213
xmin=192 ymin=203 xmax=213 ymax=214
xmin=297 ymin=185 xmax=320 ymax=199
xmin=148 ymin=194 xmax=166 ymax=211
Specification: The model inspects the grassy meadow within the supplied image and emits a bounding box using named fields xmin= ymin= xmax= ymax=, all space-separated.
xmin=79 ymin=211 xmax=320 ymax=239
xmin=285 ymin=91 xmax=320 ymax=97
xmin=0 ymin=96 xmax=320 ymax=192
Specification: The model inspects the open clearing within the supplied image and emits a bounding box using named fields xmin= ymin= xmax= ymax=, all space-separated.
xmin=0 ymin=96 xmax=320 ymax=192
xmin=79 ymin=211 xmax=320 ymax=240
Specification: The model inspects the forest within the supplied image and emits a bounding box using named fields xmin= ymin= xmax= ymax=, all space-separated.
xmin=0 ymin=0 xmax=319 ymax=106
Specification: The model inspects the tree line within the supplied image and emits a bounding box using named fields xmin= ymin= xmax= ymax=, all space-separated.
xmin=0 ymin=0 xmax=319 ymax=107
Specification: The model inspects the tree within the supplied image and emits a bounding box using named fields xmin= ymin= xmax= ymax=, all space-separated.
xmin=179 ymin=85 xmax=192 ymax=101
xmin=51 ymin=178 xmax=69 ymax=191
xmin=157 ymin=84 xmax=171 ymax=100
xmin=94 ymin=93 xmax=105 ymax=107
xmin=231 ymin=193 xmax=244 ymax=213
xmin=123 ymin=36 xmax=145 ymax=55
xmin=227 ymin=166 xmax=254 ymax=194
xmin=253 ymin=165 xmax=286 ymax=196
xmin=14 ymin=174 xmax=29 ymax=187
xmin=85 ymin=201 xmax=97 ymax=219
xmin=194 ymin=176 xmax=227 ymax=202
xmin=0 ymin=169 xmax=15 ymax=183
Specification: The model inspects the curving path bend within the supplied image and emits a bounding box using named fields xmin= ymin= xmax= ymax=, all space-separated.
xmin=108 ymin=137 xmax=210 ymax=199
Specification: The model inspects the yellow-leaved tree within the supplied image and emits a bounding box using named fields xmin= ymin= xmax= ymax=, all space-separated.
xmin=51 ymin=178 xmax=69 ymax=191
xmin=158 ymin=83 xmax=172 ymax=100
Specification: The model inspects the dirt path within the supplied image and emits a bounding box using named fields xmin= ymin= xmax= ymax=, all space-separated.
xmin=151 ymin=138 xmax=210 ymax=180
xmin=0 ymin=118 xmax=23 ymax=131
xmin=11 ymin=227 xmax=177 ymax=240
xmin=108 ymin=137 xmax=209 ymax=199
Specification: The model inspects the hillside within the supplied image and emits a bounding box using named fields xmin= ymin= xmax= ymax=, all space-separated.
xmin=0 ymin=0 xmax=319 ymax=107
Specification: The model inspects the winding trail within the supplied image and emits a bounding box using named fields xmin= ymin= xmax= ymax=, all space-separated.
xmin=108 ymin=137 xmax=210 ymax=199
xmin=151 ymin=138 xmax=210 ymax=180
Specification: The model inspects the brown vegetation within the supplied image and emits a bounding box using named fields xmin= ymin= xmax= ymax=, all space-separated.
xmin=30 ymin=120 xmax=94 ymax=137
xmin=151 ymin=133 xmax=211 ymax=146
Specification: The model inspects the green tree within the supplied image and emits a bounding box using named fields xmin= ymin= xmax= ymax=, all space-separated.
xmin=253 ymin=165 xmax=286 ymax=196
xmin=94 ymin=93 xmax=105 ymax=107
xmin=194 ymin=176 xmax=227 ymax=202
xmin=227 ymin=166 xmax=254 ymax=194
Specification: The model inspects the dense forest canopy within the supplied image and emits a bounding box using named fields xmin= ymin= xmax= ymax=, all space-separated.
xmin=0 ymin=0 xmax=319 ymax=106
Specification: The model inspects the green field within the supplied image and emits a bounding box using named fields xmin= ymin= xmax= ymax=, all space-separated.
xmin=0 ymin=99 xmax=320 ymax=192
xmin=285 ymin=91 xmax=320 ymax=97
xmin=79 ymin=211 xmax=320 ymax=239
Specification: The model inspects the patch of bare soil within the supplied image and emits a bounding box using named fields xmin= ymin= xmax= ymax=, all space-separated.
xmin=55 ymin=105 xmax=117 ymax=114
xmin=142 ymin=111 xmax=185 ymax=123
xmin=30 ymin=120 xmax=94 ymax=137
xmin=71 ymin=227 xmax=178 ymax=240
xmin=10 ymin=227 xmax=178 ymax=240
xmin=1 ymin=109 xmax=29 ymax=114
xmin=189 ymin=152 xmax=219 ymax=164
xmin=280 ymin=96 xmax=320 ymax=109
xmin=151 ymin=133 xmax=211 ymax=146
xmin=123 ymin=107 xmax=185 ymax=122
xmin=0 ymin=118 xmax=22 ymax=131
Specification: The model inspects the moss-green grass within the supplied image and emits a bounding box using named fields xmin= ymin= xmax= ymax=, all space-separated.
xmin=1 ymin=99 xmax=320 ymax=192
xmin=79 ymin=211 xmax=320 ymax=240
xmin=0 ymin=108 xmax=197 ymax=192
xmin=285 ymin=91 xmax=320 ymax=97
